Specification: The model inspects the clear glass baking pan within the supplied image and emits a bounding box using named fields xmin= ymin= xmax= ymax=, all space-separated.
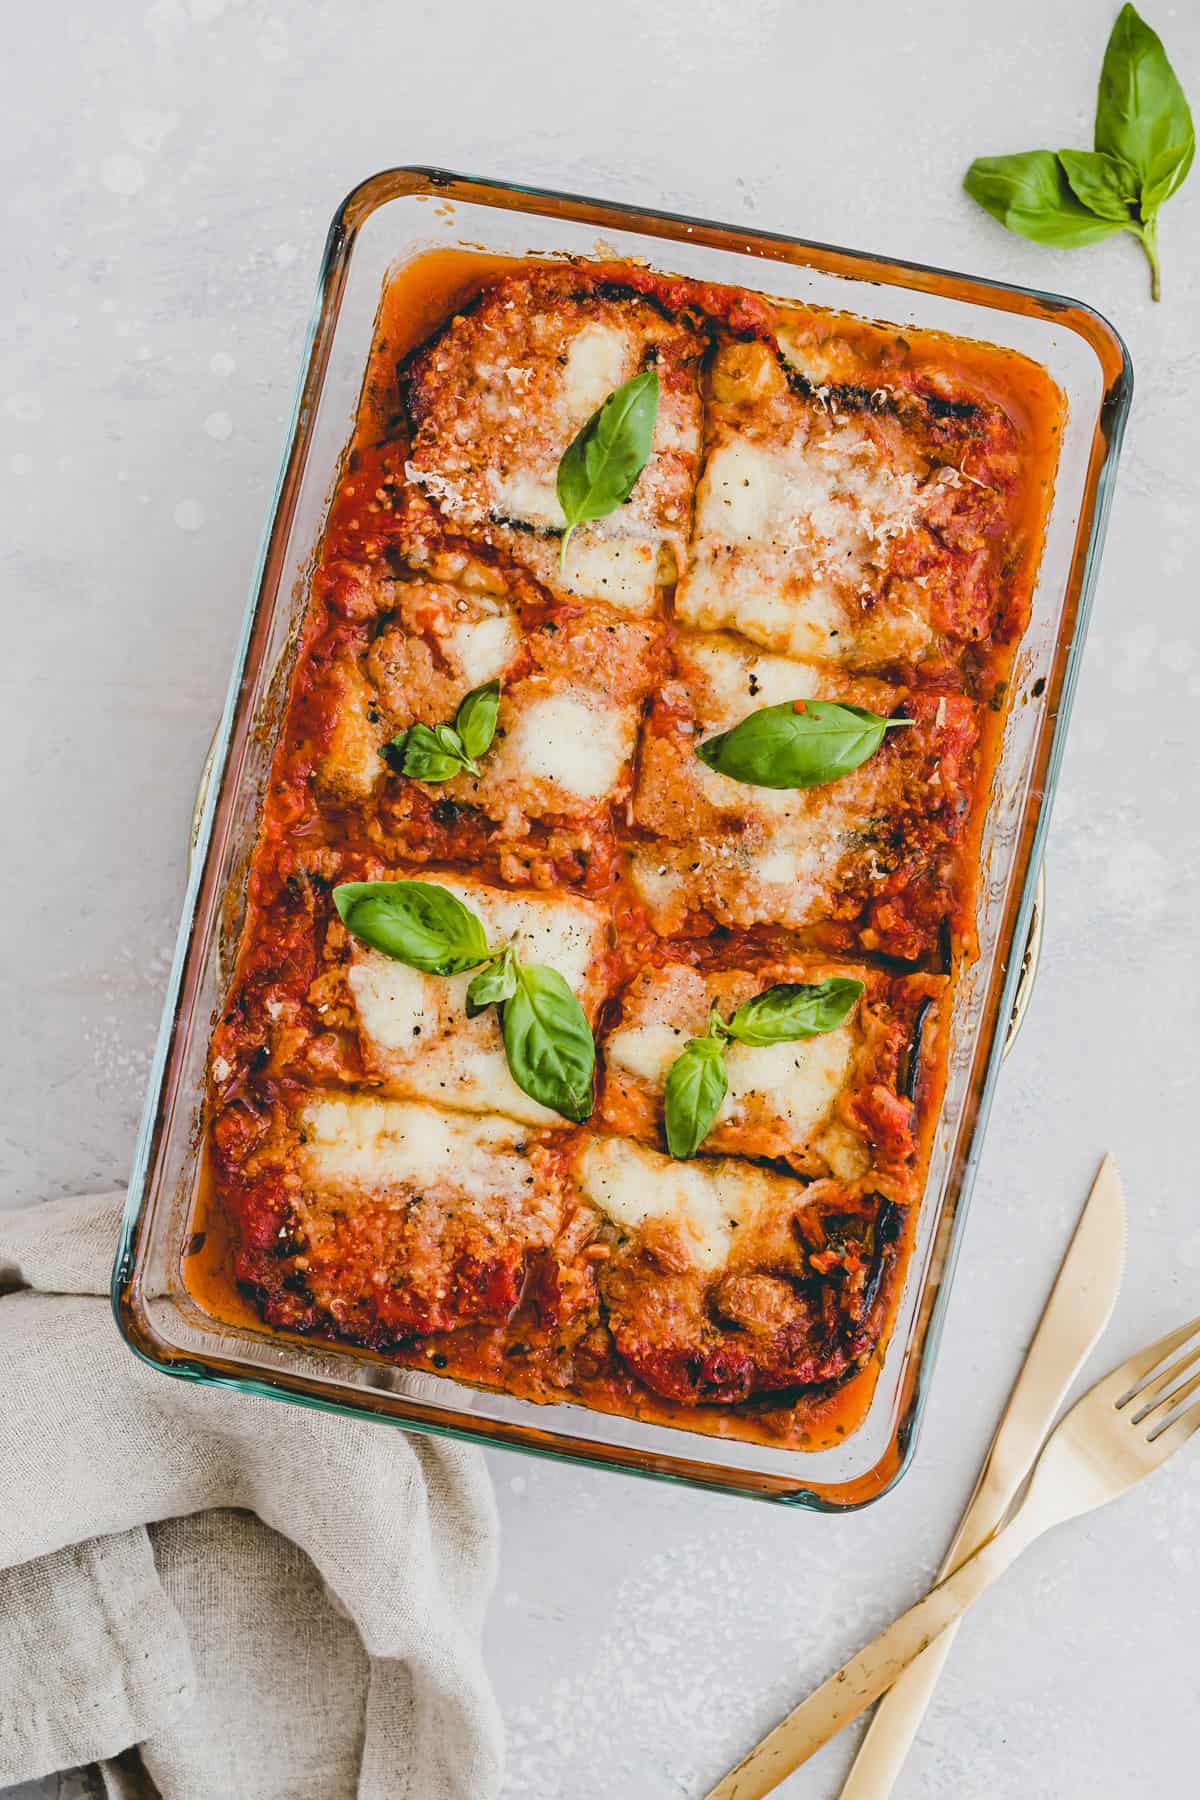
xmin=113 ymin=167 xmax=1131 ymax=1509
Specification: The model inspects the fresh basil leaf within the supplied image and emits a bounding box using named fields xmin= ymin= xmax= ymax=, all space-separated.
xmin=332 ymin=880 xmax=491 ymax=975
xmin=501 ymin=963 xmax=595 ymax=1122
xmin=455 ymin=680 xmax=501 ymax=761
xmin=1096 ymin=4 xmax=1194 ymax=206
xmin=1142 ymin=134 xmax=1196 ymax=211
xmin=381 ymin=729 xmax=409 ymax=772
xmin=696 ymin=699 xmax=912 ymax=790
xmin=663 ymin=1035 xmax=728 ymax=1159
xmin=1057 ymin=147 xmax=1139 ymax=220
xmin=395 ymin=722 xmax=466 ymax=783
xmin=465 ymin=945 xmax=518 ymax=1017
xmin=556 ymin=370 xmax=659 ymax=572
xmin=727 ymin=978 xmax=865 ymax=1047
xmin=964 ymin=150 xmax=1126 ymax=246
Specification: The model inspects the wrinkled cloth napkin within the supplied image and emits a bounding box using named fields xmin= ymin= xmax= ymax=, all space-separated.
xmin=0 ymin=1192 xmax=504 ymax=1800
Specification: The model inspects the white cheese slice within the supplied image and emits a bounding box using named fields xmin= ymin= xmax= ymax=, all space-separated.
xmin=605 ymin=1016 xmax=854 ymax=1146
xmin=490 ymin=469 xmax=561 ymax=529
xmin=695 ymin=438 xmax=776 ymax=538
xmin=446 ymin=612 xmax=519 ymax=687
xmin=605 ymin=1021 xmax=689 ymax=1085
xmin=562 ymin=322 xmax=632 ymax=419
xmin=680 ymin=422 xmax=932 ymax=664
xmin=505 ymin=692 xmax=634 ymax=800
xmin=575 ymin=1136 xmax=796 ymax=1273
xmin=300 ymin=1095 xmax=529 ymax=1201
xmin=346 ymin=876 xmax=605 ymax=1127
xmin=724 ymin=1031 xmax=852 ymax=1138
xmin=678 ymin=554 xmax=850 ymax=663
xmin=557 ymin=534 xmax=659 ymax=611
xmin=689 ymin=635 xmax=826 ymax=723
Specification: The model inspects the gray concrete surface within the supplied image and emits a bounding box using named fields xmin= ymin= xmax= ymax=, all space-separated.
xmin=3 ymin=2 xmax=1198 ymax=1795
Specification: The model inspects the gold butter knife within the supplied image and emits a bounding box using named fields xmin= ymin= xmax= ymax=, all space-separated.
xmin=708 ymin=1153 xmax=1126 ymax=1800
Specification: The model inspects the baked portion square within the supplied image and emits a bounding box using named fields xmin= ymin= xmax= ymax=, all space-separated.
xmin=677 ymin=332 xmax=1028 ymax=670
xmin=402 ymin=264 xmax=705 ymax=612
xmin=344 ymin=874 xmax=609 ymax=1127
xmin=251 ymin=1096 xmax=564 ymax=1341
xmin=599 ymin=955 xmax=942 ymax=1186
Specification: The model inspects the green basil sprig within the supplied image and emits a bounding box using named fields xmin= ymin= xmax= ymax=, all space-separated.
xmin=333 ymin=879 xmax=594 ymax=1121
xmin=333 ymin=880 xmax=489 ymax=974
xmin=556 ymin=370 xmax=659 ymax=574
xmin=965 ymin=5 xmax=1193 ymax=299
xmin=501 ymin=964 xmax=596 ymax=1125
xmin=383 ymin=680 xmax=500 ymax=783
xmin=696 ymin=698 xmax=913 ymax=791
xmin=663 ymin=978 xmax=864 ymax=1159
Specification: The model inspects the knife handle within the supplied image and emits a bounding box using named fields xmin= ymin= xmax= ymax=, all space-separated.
xmin=836 ymin=1459 xmax=1011 ymax=1799
xmin=836 ymin=1616 xmax=963 ymax=1799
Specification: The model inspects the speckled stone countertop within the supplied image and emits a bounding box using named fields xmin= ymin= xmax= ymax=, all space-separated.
xmin=4 ymin=2 xmax=1198 ymax=1796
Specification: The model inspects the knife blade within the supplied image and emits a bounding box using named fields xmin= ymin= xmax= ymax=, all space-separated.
xmin=833 ymin=1152 xmax=1126 ymax=1799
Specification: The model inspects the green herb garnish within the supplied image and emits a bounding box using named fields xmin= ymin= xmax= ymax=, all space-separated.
xmin=383 ymin=680 xmax=501 ymax=783
xmin=555 ymin=370 xmax=659 ymax=574
xmin=696 ymin=699 xmax=914 ymax=791
xmin=965 ymin=5 xmax=1193 ymax=299
xmin=663 ymin=979 xmax=865 ymax=1159
xmin=333 ymin=879 xmax=594 ymax=1122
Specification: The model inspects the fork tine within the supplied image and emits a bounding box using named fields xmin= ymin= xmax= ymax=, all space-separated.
xmin=1141 ymin=1364 xmax=1200 ymax=1434
xmin=1146 ymin=1391 xmax=1200 ymax=1454
xmin=1114 ymin=1315 xmax=1200 ymax=1407
xmin=1128 ymin=1340 xmax=1200 ymax=1422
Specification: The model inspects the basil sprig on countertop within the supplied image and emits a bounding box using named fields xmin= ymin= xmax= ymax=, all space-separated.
xmin=663 ymin=978 xmax=864 ymax=1159
xmin=333 ymin=879 xmax=594 ymax=1122
xmin=696 ymin=698 xmax=914 ymax=790
xmin=383 ymin=680 xmax=500 ymax=783
xmin=965 ymin=5 xmax=1193 ymax=299
xmin=556 ymin=370 xmax=659 ymax=574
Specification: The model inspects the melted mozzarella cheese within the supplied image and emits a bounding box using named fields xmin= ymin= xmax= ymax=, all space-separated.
xmin=557 ymin=533 xmax=659 ymax=611
xmin=628 ymin=835 xmax=851 ymax=932
xmin=678 ymin=553 xmax=850 ymax=663
xmin=346 ymin=877 xmax=605 ymax=1127
xmin=696 ymin=438 xmax=776 ymax=538
xmin=575 ymin=1136 xmax=794 ymax=1272
xmin=562 ymin=323 xmax=632 ymax=418
xmin=725 ymin=1031 xmax=852 ymax=1137
xmin=300 ymin=1096 xmax=529 ymax=1200
xmin=679 ymin=422 xmax=932 ymax=664
xmin=505 ymin=692 xmax=633 ymax=799
xmin=605 ymin=1021 xmax=690 ymax=1085
xmin=689 ymin=635 xmax=826 ymax=725
xmin=491 ymin=469 xmax=560 ymax=529
xmin=605 ymin=1013 xmax=855 ymax=1147
xmin=447 ymin=612 xmax=519 ymax=686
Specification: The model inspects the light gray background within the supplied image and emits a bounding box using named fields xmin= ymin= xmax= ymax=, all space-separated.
xmin=3 ymin=2 xmax=1198 ymax=1796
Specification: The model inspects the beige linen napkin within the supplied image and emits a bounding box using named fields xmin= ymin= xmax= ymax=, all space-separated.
xmin=0 ymin=1191 xmax=504 ymax=1800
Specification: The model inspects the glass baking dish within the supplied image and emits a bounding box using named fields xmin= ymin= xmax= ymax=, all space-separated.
xmin=113 ymin=167 xmax=1131 ymax=1510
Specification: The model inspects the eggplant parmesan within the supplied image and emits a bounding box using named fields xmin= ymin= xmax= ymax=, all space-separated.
xmin=197 ymin=252 xmax=1062 ymax=1450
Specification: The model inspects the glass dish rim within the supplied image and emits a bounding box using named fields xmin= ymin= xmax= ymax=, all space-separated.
xmin=113 ymin=164 xmax=1133 ymax=1512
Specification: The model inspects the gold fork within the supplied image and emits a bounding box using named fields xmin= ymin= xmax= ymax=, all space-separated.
xmin=708 ymin=1313 xmax=1200 ymax=1800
